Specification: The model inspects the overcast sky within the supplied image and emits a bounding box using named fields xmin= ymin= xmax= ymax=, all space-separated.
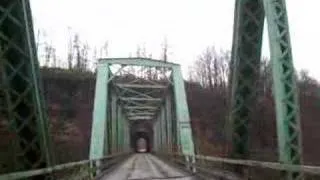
xmin=30 ymin=0 xmax=320 ymax=79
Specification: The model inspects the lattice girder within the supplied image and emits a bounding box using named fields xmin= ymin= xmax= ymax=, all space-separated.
xmin=230 ymin=0 xmax=303 ymax=179
xmin=0 ymin=0 xmax=53 ymax=174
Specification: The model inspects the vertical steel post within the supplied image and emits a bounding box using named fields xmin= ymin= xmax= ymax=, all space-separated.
xmin=263 ymin=0 xmax=303 ymax=179
xmin=172 ymin=65 xmax=195 ymax=156
xmin=124 ymin=118 xmax=129 ymax=151
xmin=160 ymin=106 xmax=167 ymax=151
xmin=154 ymin=120 xmax=160 ymax=152
xmin=229 ymin=0 xmax=264 ymax=162
xmin=111 ymin=91 xmax=117 ymax=154
xmin=153 ymin=122 xmax=157 ymax=151
xmin=117 ymin=105 xmax=123 ymax=152
xmin=0 ymin=0 xmax=53 ymax=173
xmin=89 ymin=64 xmax=109 ymax=161
xmin=165 ymin=94 xmax=172 ymax=152
xmin=157 ymin=114 xmax=162 ymax=151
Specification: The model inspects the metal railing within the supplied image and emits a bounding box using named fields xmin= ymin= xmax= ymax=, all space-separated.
xmin=0 ymin=152 xmax=130 ymax=180
xmin=158 ymin=153 xmax=320 ymax=180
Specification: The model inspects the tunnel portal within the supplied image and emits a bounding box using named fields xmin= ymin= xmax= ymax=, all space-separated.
xmin=130 ymin=120 xmax=153 ymax=152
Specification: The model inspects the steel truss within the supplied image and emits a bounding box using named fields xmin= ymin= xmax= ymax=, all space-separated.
xmin=89 ymin=58 xmax=195 ymax=174
xmin=0 ymin=0 xmax=53 ymax=175
xmin=230 ymin=0 xmax=303 ymax=179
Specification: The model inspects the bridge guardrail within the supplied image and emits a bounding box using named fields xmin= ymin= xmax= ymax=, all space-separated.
xmin=157 ymin=153 xmax=320 ymax=180
xmin=0 ymin=152 xmax=130 ymax=180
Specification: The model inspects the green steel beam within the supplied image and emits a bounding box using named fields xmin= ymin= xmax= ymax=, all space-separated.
xmin=123 ymin=106 xmax=158 ymax=110
xmin=124 ymin=119 xmax=130 ymax=151
xmin=263 ymin=0 xmax=303 ymax=179
xmin=156 ymin=120 xmax=161 ymax=151
xmin=153 ymin=122 xmax=159 ymax=151
xmin=171 ymin=66 xmax=195 ymax=156
xmin=89 ymin=64 xmax=110 ymax=159
xmin=111 ymin=92 xmax=117 ymax=154
xmin=117 ymin=85 xmax=155 ymax=99
xmin=107 ymin=65 xmax=127 ymax=83
xmin=116 ymin=83 xmax=168 ymax=89
xmin=230 ymin=0 xmax=303 ymax=179
xmin=165 ymin=94 xmax=172 ymax=152
xmin=120 ymin=97 xmax=162 ymax=102
xmin=127 ymin=112 xmax=155 ymax=116
xmin=0 ymin=0 xmax=53 ymax=173
xmin=127 ymin=116 xmax=153 ymax=120
xmin=229 ymin=0 xmax=264 ymax=161
xmin=121 ymin=99 xmax=156 ymax=107
xmin=99 ymin=58 xmax=178 ymax=68
xmin=157 ymin=110 xmax=163 ymax=151
xmin=126 ymin=109 xmax=156 ymax=113
xmin=117 ymin=106 xmax=124 ymax=152
xmin=160 ymin=106 xmax=167 ymax=150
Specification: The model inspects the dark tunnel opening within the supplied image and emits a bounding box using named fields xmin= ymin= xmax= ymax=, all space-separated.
xmin=131 ymin=131 xmax=152 ymax=153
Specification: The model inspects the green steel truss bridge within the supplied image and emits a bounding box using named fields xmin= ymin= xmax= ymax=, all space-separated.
xmin=1 ymin=0 xmax=320 ymax=179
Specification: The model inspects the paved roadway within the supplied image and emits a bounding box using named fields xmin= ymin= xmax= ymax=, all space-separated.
xmin=101 ymin=153 xmax=198 ymax=180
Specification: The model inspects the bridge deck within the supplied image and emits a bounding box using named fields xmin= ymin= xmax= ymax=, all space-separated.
xmin=101 ymin=154 xmax=198 ymax=180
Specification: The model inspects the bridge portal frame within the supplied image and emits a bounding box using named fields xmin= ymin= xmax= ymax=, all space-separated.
xmin=89 ymin=58 xmax=196 ymax=174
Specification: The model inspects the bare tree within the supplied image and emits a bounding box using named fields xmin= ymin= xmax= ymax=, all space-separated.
xmin=136 ymin=45 xmax=141 ymax=57
xmin=161 ymin=37 xmax=168 ymax=62
xmin=51 ymin=47 xmax=57 ymax=67
xmin=100 ymin=41 xmax=108 ymax=57
xmin=67 ymin=27 xmax=73 ymax=70
xmin=92 ymin=46 xmax=98 ymax=70
xmin=44 ymin=42 xmax=53 ymax=67
xmin=189 ymin=46 xmax=230 ymax=91
xmin=80 ymin=42 xmax=90 ymax=71
xmin=73 ymin=34 xmax=81 ymax=70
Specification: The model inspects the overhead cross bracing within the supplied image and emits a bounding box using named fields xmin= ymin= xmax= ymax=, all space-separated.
xmin=108 ymin=59 xmax=173 ymax=121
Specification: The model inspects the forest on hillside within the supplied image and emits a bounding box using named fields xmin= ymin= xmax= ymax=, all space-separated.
xmin=1 ymin=33 xmax=320 ymax=174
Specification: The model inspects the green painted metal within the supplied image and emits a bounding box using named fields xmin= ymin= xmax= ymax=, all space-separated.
xmin=230 ymin=0 xmax=303 ymax=179
xmin=165 ymin=94 xmax=172 ymax=152
xmin=89 ymin=64 xmax=110 ymax=159
xmin=117 ymin=105 xmax=124 ymax=152
xmin=153 ymin=122 xmax=158 ymax=151
xmin=124 ymin=106 xmax=158 ymax=110
xmin=229 ymin=0 xmax=265 ymax=160
xmin=124 ymin=119 xmax=130 ymax=151
xmin=0 ymin=0 xmax=53 ymax=173
xmin=116 ymin=83 xmax=167 ymax=89
xmin=263 ymin=0 xmax=303 ymax=179
xmin=156 ymin=120 xmax=161 ymax=151
xmin=99 ymin=58 xmax=179 ymax=68
xmin=120 ymin=97 xmax=162 ymax=101
xmin=171 ymin=66 xmax=195 ymax=156
xmin=111 ymin=91 xmax=117 ymax=153
xmin=160 ymin=106 xmax=167 ymax=150
xmin=127 ymin=116 xmax=153 ymax=120
xmin=127 ymin=112 xmax=155 ymax=116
